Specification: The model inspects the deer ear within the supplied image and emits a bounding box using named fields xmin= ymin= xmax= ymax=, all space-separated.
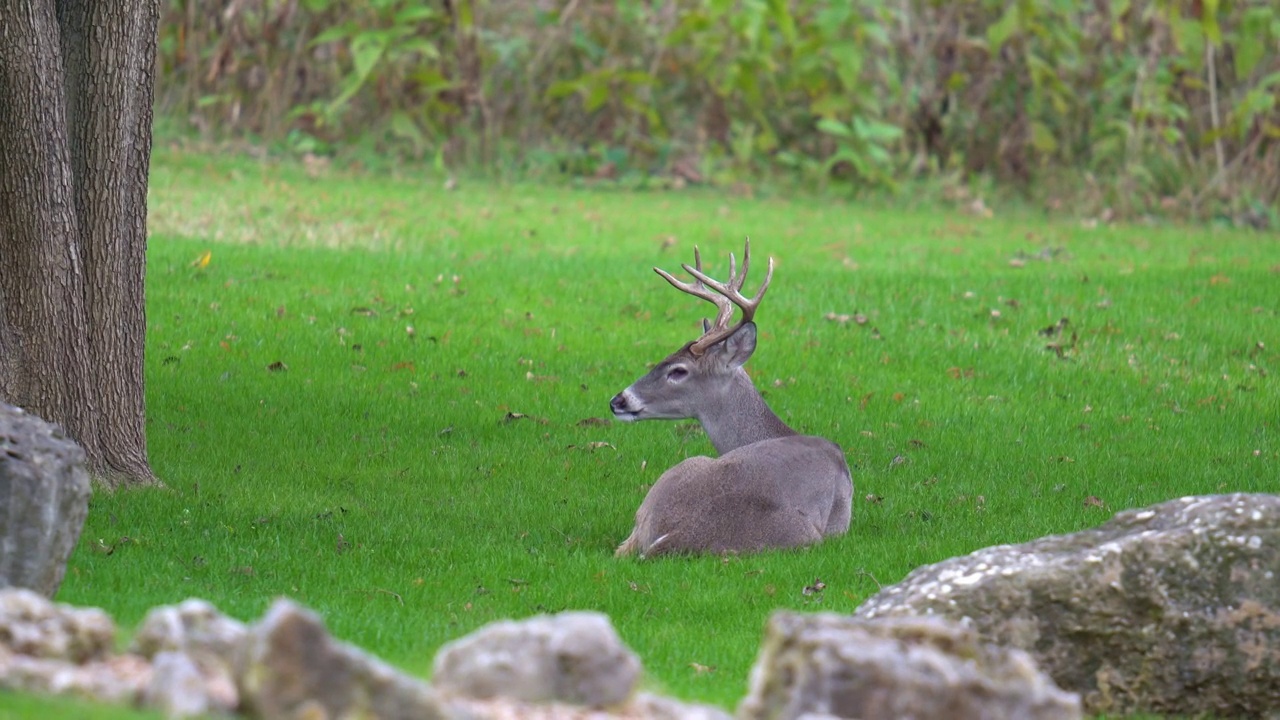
xmin=712 ymin=322 xmax=757 ymax=369
xmin=702 ymin=317 xmax=712 ymax=334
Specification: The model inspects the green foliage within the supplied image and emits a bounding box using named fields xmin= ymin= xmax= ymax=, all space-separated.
xmin=157 ymin=1 xmax=1280 ymax=213
xmin=37 ymin=150 xmax=1278 ymax=720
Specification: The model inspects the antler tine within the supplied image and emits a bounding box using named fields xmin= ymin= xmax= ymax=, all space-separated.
xmin=654 ymin=245 xmax=735 ymax=335
xmin=682 ymin=238 xmax=775 ymax=355
xmin=684 ymin=238 xmax=773 ymax=324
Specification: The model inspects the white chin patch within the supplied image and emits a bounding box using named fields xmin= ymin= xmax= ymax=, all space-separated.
xmin=612 ymin=388 xmax=644 ymax=421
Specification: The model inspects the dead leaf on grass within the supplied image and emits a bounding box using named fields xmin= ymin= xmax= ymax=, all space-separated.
xmin=502 ymin=412 xmax=549 ymax=425
xmin=566 ymin=441 xmax=615 ymax=451
xmin=577 ymin=417 xmax=610 ymax=427
xmin=802 ymin=578 xmax=826 ymax=596
xmin=1039 ymin=317 xmax=1070 ymax=338
xmin=1084 ymin=495 xmax=1106 ymax=509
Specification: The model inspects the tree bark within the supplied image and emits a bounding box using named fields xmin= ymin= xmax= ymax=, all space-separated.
xmin=0 ymin=0 xmax=159 ymax=489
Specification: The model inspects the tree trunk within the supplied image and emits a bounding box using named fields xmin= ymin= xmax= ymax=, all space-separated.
xmin=0 ymin=0 xmax=160 ymax=489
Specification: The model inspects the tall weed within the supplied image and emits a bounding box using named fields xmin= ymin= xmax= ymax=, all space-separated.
xmin=157 ymin=0 xmax=1280 ymax=218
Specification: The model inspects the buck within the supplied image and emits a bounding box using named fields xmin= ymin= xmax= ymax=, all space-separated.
xmin=610 ymin=240 xmax=853 ymax=558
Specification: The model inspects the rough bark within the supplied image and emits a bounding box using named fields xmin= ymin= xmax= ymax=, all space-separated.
xmin=0 ymin=0 xmax=159 ymax=488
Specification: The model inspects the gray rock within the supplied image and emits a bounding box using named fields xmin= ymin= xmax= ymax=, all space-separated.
xmin=431 ymin=611 xmax=641 ymax=708
xmin=445 ymin=693 xmax=733 ymax=719
xmin=630 ymin=692 xmax=733 ymax=720
xmin=239 ymin=597 xmax=447 ymax=720
xmin=0 ymin=649 xmax=152 ymax=704
xmin=855 ymin=493 xmax=1280 ymax=717
xmin=131 ymin=597 xmax=247 ymax=665
xmin=0 ymin=403 xmax=91 ymax=597
xmin=737 ymin=612 xmax=1081 ymax=720
xmin=130 ymin=598 xmax=246 ymax=715
xmin=141 ymin=651 xmax=223 ymax=717
xmin=0 ymin=587 xmax=115 ymax=663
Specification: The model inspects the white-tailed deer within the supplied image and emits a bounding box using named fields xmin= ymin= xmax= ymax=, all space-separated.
xmin=610 ymin=239 xmax=853 ymax=558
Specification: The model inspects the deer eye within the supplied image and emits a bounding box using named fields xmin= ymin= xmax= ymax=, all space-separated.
xmin=666 ymin=366 xmax=690 ymax=383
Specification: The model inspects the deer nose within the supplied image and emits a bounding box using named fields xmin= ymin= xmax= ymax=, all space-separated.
xmin=609 ymin=393 xmax=628 ymax=415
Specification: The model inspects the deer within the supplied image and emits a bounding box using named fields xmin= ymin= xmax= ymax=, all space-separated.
xmin=610 ymin=239 xmax=853 ymax=558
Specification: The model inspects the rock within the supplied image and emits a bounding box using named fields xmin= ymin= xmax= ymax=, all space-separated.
xmin=142 ymin=651 xmax=223 ymax=717
xmin=0 ymin=588 xmax=155 ymax=706
xmin=239 ymin=598 xmax=447 ymax=720
xmin=737 ymin=612 xmax=1080 ymax=720
xmin=130 ymin=598 xmax=245 ymax=714
xmin=0 ymin=587 xmax=115 ymax=663
xmin=431 ymin=611 xmax=641 ymax=708
xmin=0 ymin=648 xmax=152 ymax=704
xmin=444 ymin=693 xmax=733 ymax=719
xmin=629 ymin=692 xmax=733 ymax=720
xmin=131 ymin=597 xmax=247 ymax=666
xmin=0 ymin=403 xmax=92 ymax=597
xmin=854 ymin=493 xmax=1280 ymax=717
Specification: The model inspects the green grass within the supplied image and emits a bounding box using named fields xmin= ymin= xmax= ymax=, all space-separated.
xmin=44 ymin=148 xmax=1279 ymax=715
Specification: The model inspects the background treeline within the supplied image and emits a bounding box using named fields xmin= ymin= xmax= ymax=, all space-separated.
xmin=158 ymin=0 xmax=1280 ymax=219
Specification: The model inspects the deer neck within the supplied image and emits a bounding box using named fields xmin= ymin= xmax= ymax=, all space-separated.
xmin=696 ymin=370 xmax=798 ymax=455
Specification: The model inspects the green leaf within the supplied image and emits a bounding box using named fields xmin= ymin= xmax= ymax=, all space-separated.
xmin=1030 ymin=122 xmax=1058 ymax=153
xmin=1235 ymin=8 xmax=1275 ymax=78
xmin=1201 ymin=0 xmax=1221 ymax=45
xmin=1110 ymin=0 xmax=1131 ymax=42
xmin=583 ymin=80 xmax=610 ymax=113
xmin=389 ymin=112 xmax=425 ymax=154
xmin=852 ymin=117 xmax=902 ymax=143
xmin=545 ymin=80 xmax=581 ymax=100
xmin=816 ymin=118 xmax=853 ymax=138
xmin=767 ymin=0 xmax=798 ymax=46
xmin=351 ymin=34 xmax=388 ymax=81
xmin=311 ymin=24 xmax=355 ymax=47
xmin=988 ymin=5 xmax=1020 ymax=51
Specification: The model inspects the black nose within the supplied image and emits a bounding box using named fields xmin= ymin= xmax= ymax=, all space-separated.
xmin=610 ymin=393 xmax=627 ymax=414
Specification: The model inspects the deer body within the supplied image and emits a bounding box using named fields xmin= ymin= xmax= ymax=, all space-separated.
xmin=611 ymin=241 xmax=853 ymax=558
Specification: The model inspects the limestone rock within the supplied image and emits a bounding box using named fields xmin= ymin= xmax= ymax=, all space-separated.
xmin=629 ymin=692 xmax=733 ymax=720
xmin=737 ymin=612 xmax=1080 ymax=720
xmin=0 ymin=648 xmax=152 ymax=704
xmin=141 ymin=650 xmax=222 ymax=717
xmin=130 ymin=598 xmax=245 ymax=714
xmin=239 ymin=597 xmax=447 ymax=720
xmin=0 ymin=403 xmax=92 ymax=597
xmin=445 ymin=692 xmax=732 ymax=719
xmin=0 ymin=587 xmax=115 ymax=663
xmin=131 ymin=597 xmax=246 ymax=666
xmin=431 ymin=611 xmax=641 ymax=708
xmin=855 ymin=493 xmax=1280 ymax=717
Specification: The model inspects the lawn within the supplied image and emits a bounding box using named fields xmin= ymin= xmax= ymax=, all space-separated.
xmin=42 ymin=147 xmax=1280 ymax=714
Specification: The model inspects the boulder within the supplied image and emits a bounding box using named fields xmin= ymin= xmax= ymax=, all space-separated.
xmin=131 ymin=598 xmax=246 ymax=714
xmin=239 ymin=597 xmax=447 ymax=720
xmin=431 ymin=611 xmax=641 ymax=708
xmin=0 ymin=403 xmax=92 ymax=597
xmin=737 ymin=612 xmax=1080 ymax=720
xmin=444 ymin=693 xmax=733 ymax=720
xmin=0 ymin=586 xmax=115 ymax=663
xmin=131 ymin=597 xmax=248 ymax=662
xmin=142 ymin=650 xmax=223 ymax=717
xmin=855 ymin=493 xmax=1280 ymax=717
xmin=0 ymin=587 xmax=148 ymax=704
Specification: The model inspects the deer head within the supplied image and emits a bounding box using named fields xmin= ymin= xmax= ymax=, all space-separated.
xmin=610 ymin=238 xmax=774 ymax=424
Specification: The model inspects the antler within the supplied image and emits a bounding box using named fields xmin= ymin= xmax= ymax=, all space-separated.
xmin=653 ymin=237 xmax=774 ymax=356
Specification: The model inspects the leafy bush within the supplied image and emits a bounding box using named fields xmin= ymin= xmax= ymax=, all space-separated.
xmin=157 ymin=0 xmax=1280 ymax=217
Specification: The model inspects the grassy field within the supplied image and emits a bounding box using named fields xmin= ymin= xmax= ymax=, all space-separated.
xmin=41 ymin=147 xmax=1279 ymax=714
